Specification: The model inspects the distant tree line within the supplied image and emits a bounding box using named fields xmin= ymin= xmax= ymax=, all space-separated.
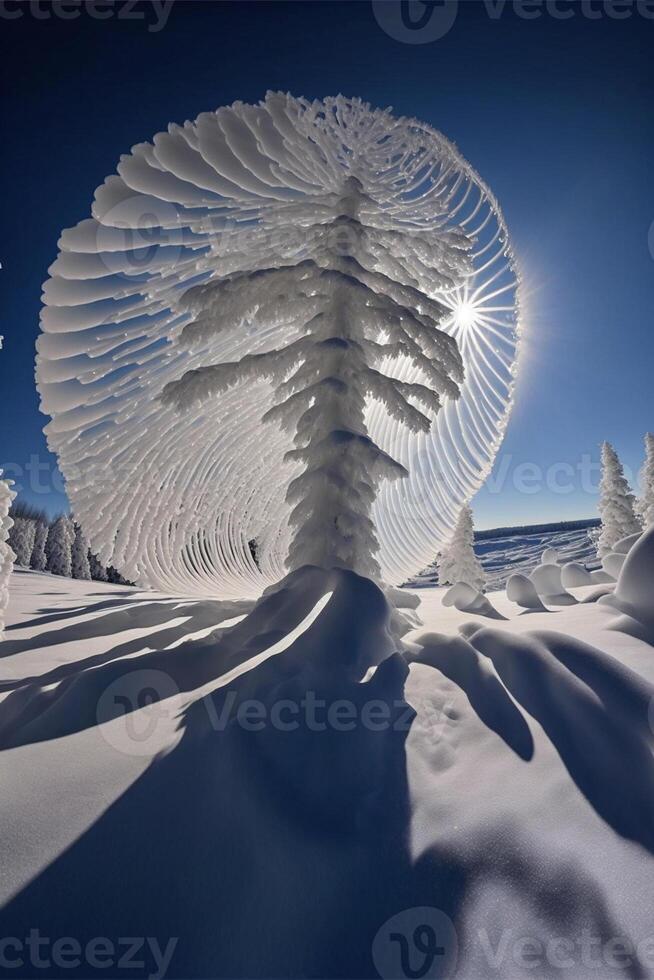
xmin=7 ymin=500 xmax=132 ymax=585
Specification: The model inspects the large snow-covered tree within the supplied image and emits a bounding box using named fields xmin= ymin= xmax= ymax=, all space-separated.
xmin=8 ymin=517 xmax=37 ymax=568
xmin=37 ymin=94 xmax=521 ymax=597
xmin=71 ymin=522 xmax=91 ymax=580
xmin=597 ymin=441 xmax=641 ymax=556
xmin=162 ymin=176 xmax=468 ymax=579
xmin=0 ymin=473 xmax=16 ymax=638
xmin=636 ymin=432 xmax=654 ymax=528
xmin=436 ymin=503 xmax=486 ymax=590
xmin=46 ymin=515 xmax=73 ymax=577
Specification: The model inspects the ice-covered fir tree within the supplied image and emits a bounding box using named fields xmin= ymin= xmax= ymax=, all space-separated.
xmin=636 ymin=432 xmax=654 ymax=528
xmin=30 ymin=520 xmax=49 ymax=572
xmin=597 ymin=441 xmax=641 ymax=556
xmin=436 ymin=503 xmax=486 ymax=590
xmin=163 ymin=174 xmax=468 ymax=579
xmin=0 ymin=473 xmax=17 ymax=637
xmin=8 ymin=516 xmax=37 ymax=568
xmin=46 ymin=515 xmax=73 ymax=577
xmin=71 ymin=522 xmax=91 ymax=580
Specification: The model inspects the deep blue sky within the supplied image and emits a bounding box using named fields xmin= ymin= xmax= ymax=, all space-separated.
xmin=1 ymin=0 xmax=653 ymax=528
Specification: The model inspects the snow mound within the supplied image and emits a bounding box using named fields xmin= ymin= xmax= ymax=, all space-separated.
xmin=466 ymin=625 xmax=654 ymax=852
xmin=613 ymin=532 xmax=642 ymax=555
xmin=442 ymin=582 xmax=505 ymax=618
xmin=560 ymin=562 xmax=593 ymax=588
xmin=602 ymin=552 xmax=626 ymax=579
xmin=506 ymin=573 xmax=546 ymax=610
xmin=602 ymin=526 xmax=654 ymax=640
xmin=529 ymin=563 xmax=577 ymax=605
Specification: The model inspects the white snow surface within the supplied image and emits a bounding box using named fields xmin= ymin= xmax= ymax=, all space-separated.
xmin=2 ymin=558 xmax=654 ymax=979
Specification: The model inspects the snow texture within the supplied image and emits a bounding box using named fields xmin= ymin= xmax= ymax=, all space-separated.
xmin=0 ymin=474 xmax=16 ymax=638
xmin=37 ymin=94 xmax=520 ymax=597
xmin=3 ymin=564 xmax=654 ymax=978
xmin=597 ymin=441 xmax=641 ymax=557
xmin=437 ymin=503 xmax=487 ymax=591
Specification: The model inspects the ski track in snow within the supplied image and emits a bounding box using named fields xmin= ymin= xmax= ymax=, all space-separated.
xmin=1 ymin=546 xmax=654 ymax=980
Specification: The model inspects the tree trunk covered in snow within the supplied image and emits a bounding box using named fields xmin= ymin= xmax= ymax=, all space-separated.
xmin=163 ymin=177 xmax=467 ymax=580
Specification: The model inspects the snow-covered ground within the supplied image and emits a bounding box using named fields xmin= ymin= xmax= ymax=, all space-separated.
xmin=1 ymin=559 xmax=653 ymax=979
xmin=408 ymin=522 xmax=600 ymax=591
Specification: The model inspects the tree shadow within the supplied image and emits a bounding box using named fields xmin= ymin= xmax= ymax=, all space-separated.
xmin=0 ymin=577 xmax=644 ymax=979
xmin=409 ymin=632 xmax=534 ymax=761
xmin=469 ymin=627 xmax=654 ymax=855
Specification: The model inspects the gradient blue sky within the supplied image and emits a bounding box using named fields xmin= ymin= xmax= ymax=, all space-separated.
xmin=1 ymin=0 xmax=653 ymax=528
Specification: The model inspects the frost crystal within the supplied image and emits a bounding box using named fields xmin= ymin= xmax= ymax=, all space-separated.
xmin=37 ymin=94 xmax=520 ymax=596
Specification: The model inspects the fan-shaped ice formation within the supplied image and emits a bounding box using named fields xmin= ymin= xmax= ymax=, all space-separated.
xmin=541 ymin=547 xmax=559 ymax=565
xmin=37 ymin=94 xmax=520 ymax=598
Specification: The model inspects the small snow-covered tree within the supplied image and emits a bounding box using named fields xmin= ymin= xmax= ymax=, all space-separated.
xmin=8 ymin=516 xmax=37 ymax=568
xmin=597 ymin=441 xmax=641 ymax=556
xmin=162 ymin=174 xmax=468 ymax=580
xmin=71 ymin=522 xmax=91 ymax=580
xmin=436 ymin=503 xmax=486 ymax=591
xmin=30 ymin=520 xmax=49 ymax=572
xmin=636 ymin=432 xmax=654 ymax=528
xmin=88 ymin=551 xmax=108 ymax=582
xmin=46 ymin=515 xmax=73 ymax=577
xmin=1 ymin=473 xmax=17 ymax=637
